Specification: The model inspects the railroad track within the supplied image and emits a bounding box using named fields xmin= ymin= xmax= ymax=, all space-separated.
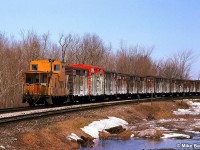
xmin=0 ymin=96 xmax=199 ymax=124
xmin=0 ymin=105 xmax=47 ymax=114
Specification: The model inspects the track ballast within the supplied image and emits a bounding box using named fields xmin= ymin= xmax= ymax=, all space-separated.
xmin=0 ymin=95 xmax=199 ymax=124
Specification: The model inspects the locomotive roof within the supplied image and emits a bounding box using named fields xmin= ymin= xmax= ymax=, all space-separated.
xmin=24 ymin=71 xmax=58 ymax=74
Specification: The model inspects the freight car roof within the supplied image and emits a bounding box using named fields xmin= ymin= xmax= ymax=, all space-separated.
xmin=69 ymin=64 xmax=104 ymax=75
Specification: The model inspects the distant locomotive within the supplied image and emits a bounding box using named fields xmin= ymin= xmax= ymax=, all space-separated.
xmin=23 ymin=59 xmax=200 ymax=106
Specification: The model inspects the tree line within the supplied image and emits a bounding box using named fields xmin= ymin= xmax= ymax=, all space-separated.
xmin=0 ymin=31 xmax=194 ymax=108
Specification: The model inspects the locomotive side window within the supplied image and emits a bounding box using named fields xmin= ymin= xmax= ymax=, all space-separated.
xmin=54 ymin=64 xmax=60 ymax=71
xmin=26 ymin=74 xmax=32 ymax=84
xmin=33 ymin=74 xmax=39 ymax=83
xmin=25 ymin=74 xmax=39 ymax=84
xmin=32 ymin=64 xmax=38 ymax=71
xmin=76 ymin=70 xmax=80 ymax=75
xmin=40 ymin=74 xmax=47 ymax=83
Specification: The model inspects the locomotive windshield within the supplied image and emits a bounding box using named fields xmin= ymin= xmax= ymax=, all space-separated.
xmin=25 ymin=73 xmax=48 ymax=84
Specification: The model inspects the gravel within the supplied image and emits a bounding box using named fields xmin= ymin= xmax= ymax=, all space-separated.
xmin=0 ymin=105 xmax=123 ymax=149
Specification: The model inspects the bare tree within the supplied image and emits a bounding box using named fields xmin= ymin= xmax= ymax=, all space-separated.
xmin=70 ymin=33 xmax=110 ymax=66
xmin=0 ymin=31 xmax=197 ymax=108
xmin=48 ymin=43 xmax=61 ymax=60
xmin=158 ymin=50 xmax=194 ymax=79
xmin=59 ymin=33 xmax=73 ymax=63
xmin=116 ymin=42 xmax=155 ymax=76
xmin=0 ymin=33 xmax=25 ymax=108
xmin=0 ymin=31 xmax=61 ymax=108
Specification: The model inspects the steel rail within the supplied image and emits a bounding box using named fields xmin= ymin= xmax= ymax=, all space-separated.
xmin=0 ymin=105 xmax=47 ymax=114
xmin=0 ymin=95 xmax=199 ymax=124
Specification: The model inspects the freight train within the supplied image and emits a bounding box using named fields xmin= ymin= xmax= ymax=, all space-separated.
xmin=23 ymin=59 xmax=200 ymax=106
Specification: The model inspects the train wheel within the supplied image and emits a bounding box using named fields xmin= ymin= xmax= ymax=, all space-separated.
xmin=44 ymin=101 xmax=51 ymax=107
xmin=52 ymin=97 xmax=58 ymax=105
xmin=68 ymin=96 xmax=75 ymax=105
xmin=66 ymin=96 xmax=71 ymax=103
xmin=28 ymin=102 xmax=35 ymax=107
xmin=58 ymin=99 xmax=64 ymax=105
xmin=52 ymin=97 xmax=64 ymax=106
xmin=45 ymin=96 xmax=53 ymax=105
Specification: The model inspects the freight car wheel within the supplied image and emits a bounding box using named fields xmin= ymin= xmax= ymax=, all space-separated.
xmin=57 ymin=99 xmax=64 ymax=105
xmin=68 ymin=96 xmax=75 ymax=105
xmin=52 ymin=97 xmax=64 ymax=106
xmin=52 ymin=97 xmax=58 ymax=105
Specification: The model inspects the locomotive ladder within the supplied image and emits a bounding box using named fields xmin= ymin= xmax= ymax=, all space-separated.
xmin=65 ymin=66 xmax=74 ymax=95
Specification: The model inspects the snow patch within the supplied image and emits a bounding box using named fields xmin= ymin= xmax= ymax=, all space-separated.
xmin=130 ymin=134 xmax=134 ymax=138
xmin=0 ymin=145 xmax=5 ymax=149
xmin=155 ymin=126 xmax=169 ymax=131
xmin=185 ymin=130 xmax=200 ymax=134
xmin=81 ymin=116 xmax=128 ymax=138
xmin=67 ymin=133 xmax=81 ymax=141
xmin=173 ymin=101 xmax=200 ymax=115
xmin=158 ymin=118 xmax=186 ymax=123
xmin=161 ymin=133 xmax=190 ymax=139
xmin=191 ymin=121 xmax=200 ymax=128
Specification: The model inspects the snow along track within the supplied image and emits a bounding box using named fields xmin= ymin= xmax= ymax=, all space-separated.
xmin=0 ymin=96 xmax=199 ymax=124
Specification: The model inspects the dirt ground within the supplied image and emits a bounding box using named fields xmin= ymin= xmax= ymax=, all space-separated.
xmin=0 ymin=99 xmax=194 ymax=150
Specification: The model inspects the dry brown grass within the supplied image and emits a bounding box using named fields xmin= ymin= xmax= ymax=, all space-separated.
xmin=192 ymin=127 xmax=200 ymax=132
xmin=18 ymin=130 xmax=79 ymax=150
xmin=15 ymin=100 xmax=190 ymax=149
xmin=99 ymin=130 xmax=132 ymax=140
xmin=127 ymin=101 xmax=177 ymax=121
xmin=138 ymin=100 xmax=189 ymax=120
xmin=99 ymin=131 xmax=117 ymax=140
xmin=192 ymin=99 xmax=200 ymax=102
xmin=17 ymin=116 xmax=99 ymax=150
xmin=19 ymin=132 xmax=39 ymax=146
xmin=176 ymin=101 xmax=190 ymax=109
xmin=153 ymin=130 xmax=164 ymax=139
xmin=119 ymin=131 xmax=133 ymax=140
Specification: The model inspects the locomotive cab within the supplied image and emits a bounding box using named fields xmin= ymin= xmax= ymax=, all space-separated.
xmin=24 ymin=72 xmax=48 ymax=93
xmin=25 ymin=73 xmax=48 ymax=85
xmin=23 ymin=59 xmax=66 ymax=106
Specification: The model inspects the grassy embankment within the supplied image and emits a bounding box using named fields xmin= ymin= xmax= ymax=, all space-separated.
xmin=16 ymin=100 xmax=189 ymax=150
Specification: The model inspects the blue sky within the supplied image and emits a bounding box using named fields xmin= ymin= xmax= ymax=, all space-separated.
xmin=1 ymin=0 xmax=200 ymax=78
